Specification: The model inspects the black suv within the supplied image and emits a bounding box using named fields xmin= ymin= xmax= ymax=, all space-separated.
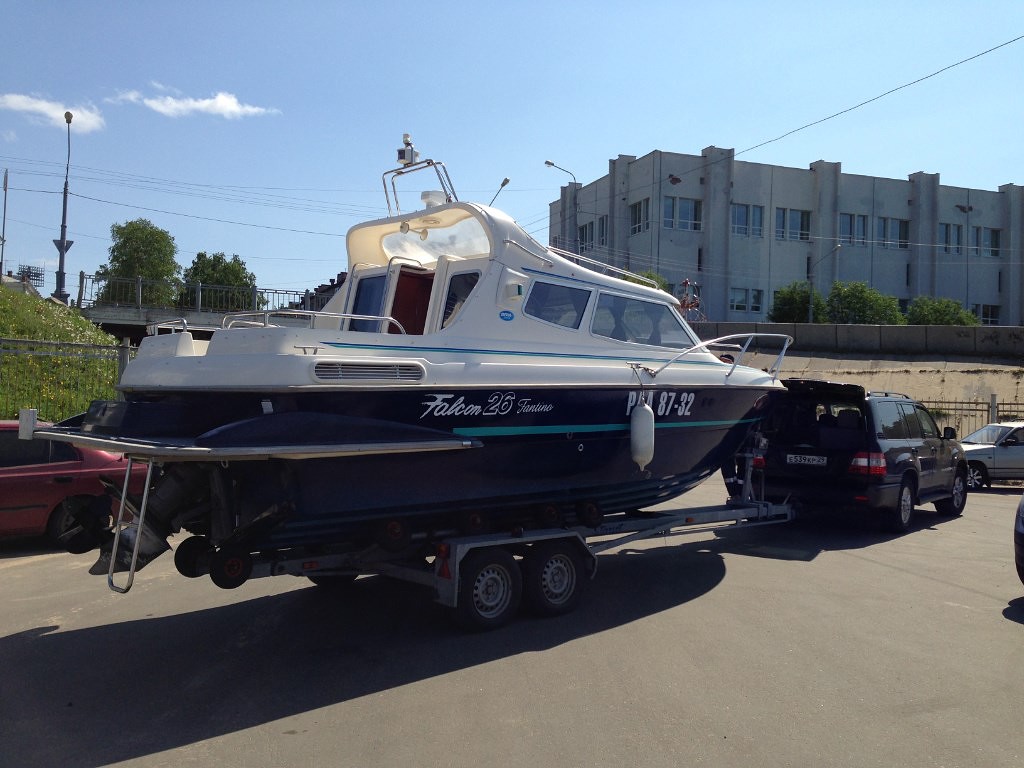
xmin=756 ymin=380 xmax=968 ymax=531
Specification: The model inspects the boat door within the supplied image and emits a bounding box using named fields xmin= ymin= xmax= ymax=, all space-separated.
xmin=344 ymin=259 xmax=433 ymax=334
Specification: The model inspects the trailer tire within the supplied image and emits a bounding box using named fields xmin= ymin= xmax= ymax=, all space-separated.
xmin=522 ymin=540 xmax=586 ymax=617
xmin=454 ymin=548 xmax=522 ymax=631
xmin=174 ymin=535 xmax=211 ymax=578
xmin=209 ymin=546 xmax=252 ymax=590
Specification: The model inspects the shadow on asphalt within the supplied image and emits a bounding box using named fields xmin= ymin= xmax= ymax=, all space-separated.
xmin=708 ymin=506 xmax=959 ymax=562
xmin=1004 ymin=597 xmax=1024 ymax=625
xmin=0 ymin=536 xmax=56 ymax=559
xmin=0 ymin=504 xmax=971 ymax=765
xmin=1 ymin=541 xmax=729 ymax=767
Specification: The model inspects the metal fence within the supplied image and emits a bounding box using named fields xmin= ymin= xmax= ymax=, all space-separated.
xmin=0 ymin=338 xmax=133 ymax=422
xmin=926 ymin=397 xmax=1021 ymax=438
xmin=76 ymin=273 xmax=337 ymax=313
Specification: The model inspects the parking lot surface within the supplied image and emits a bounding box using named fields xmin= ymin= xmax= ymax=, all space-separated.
xmin=2 ymin=481 xmax=1023 ymax=767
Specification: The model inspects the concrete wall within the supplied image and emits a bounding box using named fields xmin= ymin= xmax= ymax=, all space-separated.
xmin=692 ymin=322 xmax=1024 ymax=361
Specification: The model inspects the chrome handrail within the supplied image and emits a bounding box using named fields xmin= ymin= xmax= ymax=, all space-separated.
xmin=649 ymin=333 xmax=794 ymax=381
xmin=222 ymin=309 xmax=407 ymax=334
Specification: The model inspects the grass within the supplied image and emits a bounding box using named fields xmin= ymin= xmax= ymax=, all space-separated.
xmin=0 ymin=288 xmax=122 ymax=421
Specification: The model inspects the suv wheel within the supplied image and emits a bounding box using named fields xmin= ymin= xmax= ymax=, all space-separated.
xmin=935 ymin=467 xmax=968 ymax=517
xmin=966 ymin=462 xmax=988 ymax=491
xmin=885 ymin=478 xmax=915 ymax=533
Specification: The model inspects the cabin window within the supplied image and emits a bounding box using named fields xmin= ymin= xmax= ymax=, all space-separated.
xmin=591 ymin=293 xmax=696 ymax=348
xmin=442 ymin=271 xmax=481 ymax=328
xmin=349 ymin=275 xmax=386 ymax=331
xmin=524 ymin=282 xmax=591 ymax=329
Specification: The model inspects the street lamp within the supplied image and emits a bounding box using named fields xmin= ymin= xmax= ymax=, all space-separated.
xmin=52 ymin=111 xmax=73 ymax=304
xmin=545 ymin=160 xmax=578 ymax=251
xmin=808 ymin=242 xmax=842 ymax=323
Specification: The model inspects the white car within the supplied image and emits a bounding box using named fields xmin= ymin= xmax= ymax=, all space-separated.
xmin=961 ymin=422 xmax=1024 ymax=489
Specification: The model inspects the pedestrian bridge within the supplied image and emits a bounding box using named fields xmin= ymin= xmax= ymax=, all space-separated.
xmin=74 ymin=272 xmax=339 ymax=342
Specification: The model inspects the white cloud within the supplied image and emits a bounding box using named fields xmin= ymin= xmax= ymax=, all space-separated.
xmin=108 ymin=86 xmax=279 ymax=120
xmin=141 ymin=91 xmax=280 ymax=120
xmin=0 ymin=93 xmax=105 ymax=132
xmin=1 ymin=129 xmax=16 ymax=143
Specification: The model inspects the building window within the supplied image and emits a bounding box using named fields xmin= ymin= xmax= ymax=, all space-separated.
xmin=973 ymin=304 xmax=1000 ymax=325
xmin=751 ymin=205 xmax=764 ymax=237
xmin=730 ymin=204 xmax=763 ymax=237
xmin=728 ymin=287 xmax=763 ymax=313
xmin=729 ymin=288 xmax=748 ymax=311
xmin=840 ymin=213 xmax=868 ymax=245
xmin=983 ymin=227 xmax=1001 ymax=257
xmin=877 ymin=217 xmax=909 ymax=249
xmin=629 ymin=198 xmax=650 ymax=235
xmin=731 ymin=204 xmax=748 ymax=236
xmin=939 ymin=223 xmax=962 ymax=254
xmin=597 ymin=215 xmax=608 ymax=247
xmin=775 ymin=208 xmax=810 ymax=240
xmin=663 ymin=196 xmax=702 ymax=231
xmin=750 ymin=289 xmax=764 ymax=313
xmin=578 ymin=221 xmax=594 ymax=252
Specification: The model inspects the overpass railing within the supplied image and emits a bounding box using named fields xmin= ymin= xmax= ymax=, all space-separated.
xmin=75 ymin=272 xmax=337 ymax=314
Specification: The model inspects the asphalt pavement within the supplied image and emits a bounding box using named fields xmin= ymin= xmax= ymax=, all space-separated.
xmin=2 ymin=480 xmax=1023 ymax=768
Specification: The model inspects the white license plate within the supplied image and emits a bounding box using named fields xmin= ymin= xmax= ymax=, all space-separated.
xmin=787 ymin=454 xmax=827 ymax=466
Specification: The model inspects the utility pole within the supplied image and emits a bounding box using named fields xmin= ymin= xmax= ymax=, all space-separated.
xmin=1 ymin=168 xmax=8 ymax=280
xmin=52 ymin=111 xmax=73 ymax=303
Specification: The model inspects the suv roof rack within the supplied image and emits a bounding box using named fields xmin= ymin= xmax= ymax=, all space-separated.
xmin=866 ymin=391 xmax=913 ymax=400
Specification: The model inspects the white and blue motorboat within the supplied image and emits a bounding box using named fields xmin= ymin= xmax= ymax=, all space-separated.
xmin=33 ymin=137 xmax=791 ymax=586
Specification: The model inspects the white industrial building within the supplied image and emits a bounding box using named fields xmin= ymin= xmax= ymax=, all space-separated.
xmin=547 ymin=147 xmax=1023 ymax=325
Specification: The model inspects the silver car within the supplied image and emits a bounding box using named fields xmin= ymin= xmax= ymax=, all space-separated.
xmin=962 ymin=422 xmax=1024 ymax=489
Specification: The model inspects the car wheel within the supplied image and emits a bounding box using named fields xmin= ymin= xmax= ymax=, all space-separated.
xmin=45 ymin=499 xmax=79 ymax=544
xmin=885 ymin=477 xmax=915 ymax=533
xmin=935 ymin=467 xmax=968 ymax=517
xmin=966 ymin=462 xmax=988 ymax=490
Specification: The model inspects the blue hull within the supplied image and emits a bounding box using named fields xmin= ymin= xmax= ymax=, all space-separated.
xmin=78 ymin=383 xmax=773 ymax=548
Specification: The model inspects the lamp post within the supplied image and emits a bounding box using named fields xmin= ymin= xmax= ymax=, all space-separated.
xmin=52 ymin=111 xmax=73 ymax=304
xmin=545 ymin=160 xmax=578 ymax=252
xmin=807 ymin=242 xmax=842 ymax=323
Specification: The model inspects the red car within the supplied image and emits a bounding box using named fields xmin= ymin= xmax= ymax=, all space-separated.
xmin=0 ymin=420 xmax=148 ymax=546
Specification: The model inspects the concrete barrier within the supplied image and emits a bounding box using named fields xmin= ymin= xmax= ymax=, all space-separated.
xmin=695 ymin=322 xmax=1024 ymax=362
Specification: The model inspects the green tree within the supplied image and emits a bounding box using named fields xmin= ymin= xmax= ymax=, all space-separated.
xmin=906 ymin=296 xmax=979 ymax=326
xmin=95 ymin=219 xmax=181 ymax=306
xmin=825 ymin=281 xmax=906 ymax=325
xmin=767 ymin=281 xmax=827 ymax=323
xmin=180 ymin=252 xmax=258 ymax=311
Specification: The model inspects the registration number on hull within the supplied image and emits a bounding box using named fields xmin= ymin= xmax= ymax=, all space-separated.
xmin=787 ymin=454 xmax=827 ymax=466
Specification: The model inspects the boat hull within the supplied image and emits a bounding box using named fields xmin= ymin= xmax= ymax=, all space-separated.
xmin=69 ymin=382 xmax=774 ymax=548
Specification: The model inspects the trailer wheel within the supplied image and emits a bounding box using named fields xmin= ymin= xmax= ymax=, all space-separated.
xmin=174 ymin=535 xmax=211 ymax=578
xmin=576 ymin=500 xmax=603 ymax=528
xmin=522 ymin=540 xmax=586 ymax=617
xmin=455 ymin=548 xmax=522 ymax=631
xmin=374 ymin=518 xmax=412 ymax=552
xmin=209 ymin=546 xmax=252 ymax=590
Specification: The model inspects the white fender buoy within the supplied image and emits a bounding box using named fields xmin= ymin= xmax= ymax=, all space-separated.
xmin=630 ymin=397 xmax=655 ymax=471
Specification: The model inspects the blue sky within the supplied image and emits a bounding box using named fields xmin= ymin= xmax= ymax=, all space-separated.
xmin=1 ymin=1 xmax=1022 ymax=300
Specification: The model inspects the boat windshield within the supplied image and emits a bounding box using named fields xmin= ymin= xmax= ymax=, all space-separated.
xmin=381 ymin=216 xmax=491 ymax=265
xmin=591 ymin=293 xmax=698 ymax=348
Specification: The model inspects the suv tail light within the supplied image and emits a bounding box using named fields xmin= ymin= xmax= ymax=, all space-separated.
xmin=848 ymin=451 xmax=886 ymax=476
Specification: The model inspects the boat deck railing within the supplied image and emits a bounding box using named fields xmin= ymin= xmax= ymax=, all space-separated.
xmin=221 ymin=309 xmax=408 ymax=333
xmin=650 ymin=333 xmax=794 ymax=381
xmin=547 ymin=246 xmax=659 ymax=289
